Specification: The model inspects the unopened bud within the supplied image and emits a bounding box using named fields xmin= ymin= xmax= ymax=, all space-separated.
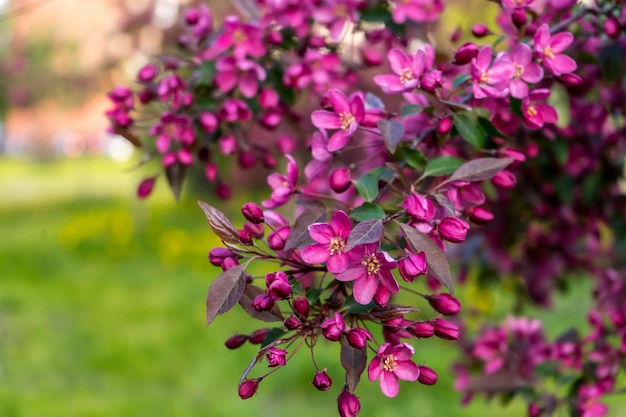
xmin=560 ymin=73 xmax=583 ymax=87
xmin=293 ymin=297 xmax=310 ymax=319
xmin=466 ymin=206 xmax=494 ymax=224
xmin=409 ymin=321 xmax=435 ymax=338
xmin=604 ymin=17 xmax=621 ymax=39
xmin=268 ymin=280 xmax=292 ymax=300
xmin=417 ymin=365 xmax=438 ymax=385
xmin=427 ymin=293 xmax=462 ymax=316
xmin=454 ymin=43 xmax=479 ymax=65
xmin=431 ymin=317 xmax=460 ymax=340
xmin=268 ymin=226 xmax=291 ymax=251
xmin=312 ymin=369 xmax=333 ymax=391
xmin=491 ymin=169 xmax=517 ymax=188
xmin=330 ymin=167 xmax=352 ymax=193
xmin=208 ymin=247 xmax=235 ymax=266
xmin=184 ymin=8 xmax=200 ymax=25
xmin=347 ymin=328 xmax=372 ymax=350
xmin=238 ymin=379 xmax=260 ymax=399
xmin=242 ymin=202 xmax=265 ymax=224
xmin=221 ymin=257 xmax=239 ymax=271
xmin=438 ymin=217 xmax=470 ymax=243
xmin=321 ymin=313 xmax=345 ymax=342
xmin=225 ymin=333 xmax=248 ymax=349
xmin=200 ymin=112 xmax=218 ymax=132
xmin=437 ymin=118 xmax=453 ymax=135
xmin=471 ymin=24 xmax=491 ymax=38
xmin=284 ymin=316 xmax=301 ymax=330
xmin=374 ymin=285 xmax=390 ymax=306
xmin=215 ymin=181 xmax=231 ymax=200
xmin=252 ymin=294 xmax=275 ymax=312
xmin=248 ymin=328 xmax=270 ymax=344
xmin=267 ymin=30 xmax=283 ymax=45
xmin=137 ymin=64 xmax=157 ymax=83
xmin=238 ymin=230 xmax=253 ymax=246
xmin=238 ymin=150 xmax=257 ymax=168
xmin=338 ymin=388 xmax=360 ymax=417
xmin=420 ymin=70 xmax=441 ymax=93
xmin=137 ymin=177 xmax=156 ymax=199
xmin=512 ymin=8 xmax=527 ymax=28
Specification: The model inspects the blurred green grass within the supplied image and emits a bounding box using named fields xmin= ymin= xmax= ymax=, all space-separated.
xmin=0 ymin=156 xmax=614 ymax=417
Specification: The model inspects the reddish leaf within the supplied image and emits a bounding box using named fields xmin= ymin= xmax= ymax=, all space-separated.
xmin=239 ymin=284 xmax=284 ymax=322
xmin=346 ymin=219 xmax=384 ymax=250
xmin=378 ymin=119 xmax=405 ymax=154
xmin=364 ymin=304 xmax=419 ymax=321
xmin=198 ymin=201 xmax=241 ymax=245
xmin=284 ymin=205 xmax=328 ymax=250
xmin=114 ymin=126 xmax=142 ymax=147
xmin=397 ymin=222 xmax=454 ymax=295
xmin=446 ymin=157 xmax=514 ymax=183
xmin=166 ymin=163 xmax=185 ymax=201
xmin=206 ymin=263 xmax=248 ymax=326
xmin=341 ymin=338 xmax=367 ymax=392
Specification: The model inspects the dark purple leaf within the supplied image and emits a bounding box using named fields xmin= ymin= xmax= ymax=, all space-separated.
xmin=378 ymin=119 xmax=405 ymax=154
xmin=341 ymin=338 xmax=367 ymax=392
xmin=239 ymin=284 xmax=284 ymax=322
xmin=166 ymin=163 xmax=185 ymax=201
xmin=114 ymin=126 xmax=142 ymax=147
xmin=446 ymin=157 xmax=514 ymax=183
xmin=364 ymin=304 xmax=419 ymax=321
xmin=198 ymin=201 xmax=241 ymax=245
xmin=434 ymin=193 xmax=456 ymax=216
xmin=397 ymin=222 xmax=454 ymax=295
xmin=346 ymin=219 xmax=384 ymax=250
xmin=284 ymin=205 xmax=328 ymax=250
xmin=206 ymin=263 xmax=247 ymax=326
xmin=465 ymin=371 xmax=533 ymax=392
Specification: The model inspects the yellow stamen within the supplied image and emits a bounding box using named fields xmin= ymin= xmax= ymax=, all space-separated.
xmin=514 ymin=63 xmax=524 ymax=78
xmin=399 ymin=68 xmax=414 ymax=85
xmin=526 ymin=105 xmax=537 ymax=117
xmin=329 ymin=238 xmax=345 ymax=256
xmin=339 ymin=112 xmax=355 ymax=130
xmin=382 ymin=355 xmax=398 ymax=372
xmin=361 ymin=255 xmax=380 ymax=275
xmin=543 ymin=46 xmax=555 ymax=59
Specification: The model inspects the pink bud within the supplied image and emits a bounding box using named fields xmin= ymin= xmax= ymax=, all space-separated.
xmin=237 ymin=230 xmax=253 ymax=246
xmin=218 ymin=136 xmax=238 ymax=155
xmin=417 ymin=365 xmax=438 ymax=385
xmin=604 ymin=17 xmax=621 ymax=39
xmin=450 ymin=27 xmax=461 ymax=43
xmin=347 ymin=328 xmax=372 ymax=349
xmin=242 ymin=202 xmax=264 ymax=224
xmin=268 ymin=226 xmax=291 ymax=251
xmin=466 ymin=206 xmax=494 ymax=224
xmin=238 ymin=150 xmax=257 ymax=168
xmin=137 ymin=177 xmax=156 ymax=199
xmin=248 ymin=328 xmax=270 ymax=344
xmin=216 ymin=182 xmax=231 ymax=199
xmin=284 ymin=316 xmax=301 ymax=330
xmin=293 ymin=297 xmax=310 ymax=319
xmin=276 ymin=134 xmax=296 ymax=155
xmin=221 ymin=257 xmax=239 ymax=271
xmin=239 ymin=379 xmax=260 ymax=399
xmin=321 ymin=313 xmax=345 ymax=342
xmin=225 ymin=334 xmax=248 ymax=349
xmin=528 ymin=402 xmax=543 ymax=417
xmin=208 ymin=247 xmax=235 ymax=266
xmin=252 ymin=294 xmax=275 ymax=312
xmin=262 ymin=152 xmax=277 ymax=169
xmin=200 ymin=112 xmax=218 ymax=132
xmin=409 ymin=321 xmax=435 ymax=338
xmin=431 ymin=318 xmax=460 ymax=340
xmin=361 ymin=48 xmax=383 ymax=66
xmin=267 ymin=30 xmax=283 ymax=45
xmin=561 ymin=73 xmax=583 ymax=87
xmin=205 ymin=163 xmax=217 ymax=182
xmin=330 ymin=167 xmax=352 ymax=193
xmin=312 ymin=370 xmax=332 ymax=391
xmin=399 ymin=251 xmax=428 ymax=282
xmin=338 ymin=388 xmax=360 ymax=417
xmin=437 ymin=118 xmax=453 ymax=135
xmin=374 ymin=285 xmax=390 ymax=307
xmin=512 ymin=8 xmax=527 ymax=28
xmin=266 ymin=347 xmax=287 ymax=367
xmin=427 ymin=293 xmax=462 ymax=316
xmin=268 ymin=280 xmax=292 ymax=300
xmin=491 ymin=169 xmax=517 ymax=188
xmin=137 ymin=64 xmax=157 ymax=83
xmin=184 ymin=8 xmax=200 ymax=25
xmin=438 ymin=217 xmax=470 ymax=243
xmin=420 ymin=70 xmax=440 ymax=93
xmin=471 ymin=24 xmax=491 ymax=38
xmin=454 ymin=43 xmax=479 ymax=65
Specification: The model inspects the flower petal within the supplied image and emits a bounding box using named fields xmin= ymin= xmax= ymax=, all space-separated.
xmin=308 ymin=223 xmax=335 ymax=243
xmin=353 ymin=273 xmax=378 ymax=304
xmin=311 ymin=110 xmax=341 ymax=130
xmin=380 ymin=371 xmax=399 ymax=397
xmin=394 ymin=361 xmax=420 ymax=381
xmin=301 ymin=243 xmax=331 ymax=265
xmin=328 ymin=89 xmax=351 ymax=114
xmin=327 ymin=252 xmax=350 ymax=274
xmin=327 ymin=131 xmax=350 ymax=152
xmin=368 ymin=357 xmax=382 ymax=381
xmin=388 ymin=48 xmax=412 ymax=74
xmin=549 ymin=32 xmax=574 ymax=53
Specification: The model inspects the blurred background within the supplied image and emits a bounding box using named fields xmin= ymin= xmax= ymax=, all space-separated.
xmin=0 ymin=1 xmax=622 ymax=416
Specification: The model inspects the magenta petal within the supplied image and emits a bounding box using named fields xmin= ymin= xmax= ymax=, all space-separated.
xmin=511 ymin=43 xmax=532 ymax=65
xmin=374 ymin=74 xmax=405 ymax=93
xmin=521 ymin=63 xmax=544 ymax=83
xmin=327 ymin=252 xmax=349 ymax=274
xmin=549 ymin=32 xmax=574 ymax=53
xmin=476 ymin=47 xmax=492 ymax=70
xmin=353 ymin=274 xmax=378 ymax=304
xmin=394 ymin=361 xmax=420 ymax=381
xmin=351 ymin=95 xmax=365 ymax=122
xmin=238 ymin=76 xmax=258 ymax=98
xmin=335 ymin=265 xmax=365 ymax=283
xmin=311 ymin=110 xmax=341 ymax=129
xmin=327 ymin=131 xmax=350 ymax=152
xmin=308 ymin=223 xmax=335 ymax=243
xmin=538 ymin=104 xmax=558 ymax=124
xmin=328 ymin=89 xmax=351 ymax=114
xmin=301 ymin=243 xmax=331 ymax=265
xmin=378 ymin=269 xmax=399 ymax=294
xmin=509 ymin=79 xmax=528 ymax=99
xmin=368 ymin=357 xmax=382 ymax=381
xmin=392 ymin=344 xmax=414 ymax=361
xmin=380 ymin=371 xmax=399 ymax=397
xmin=388 ymin=48 xmax=412 ymax=74
xmin=533 ymin=24 xmax=550 ymax=51
xmin=267 ymin=172 xmax=286 ymax=189
xmin=331 ymin=211 xmax=352 ymax=239
xmin=215 ymin=72 xmax=238 ymax=93
xmin=545 ymin=55 xmax=577 ymax=76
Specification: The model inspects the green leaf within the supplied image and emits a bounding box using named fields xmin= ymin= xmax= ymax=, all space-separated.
xmin=344 ymin=296 xmax=376 ymax=314
xmin=399 ymin=104 xmax=423 ymax=118
xmin=350 ymin=203 xmax=386 ymax=221
xmin=403 ymin=148 xmax=427 ymax=169
xmin=423 ymin=156 xmax=463 ymax=177
xmin=452 ymin=112 xmax=486 ymax=150
xmin=261 ymin=327 xmax=286 ymax=347
xmin=306 ymin=287 xmax=324 ymax=305
xmin=477 ymin=117 xmax=505 ymax=138
xmin=354 ymin=173 xmax=379 ymax=202
xmin=509 ymin=96 xmax=524 ymax=118
xmin=194 ymin=61 xmax=216 ymax=86
xmin=452 ymin=74 xmax=471 ymax=88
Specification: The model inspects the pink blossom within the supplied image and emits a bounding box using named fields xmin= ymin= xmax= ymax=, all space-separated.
xmin=368 ymin=342 xmax=420 ymax=397
xmin=500 ymin=43 xmax=544 ymax=99
xmin=391 ymin=0 xmax=444 ymax=24
xmin=522 ymin=89 xmax=558 ymax=129
xmin=311 ymin=89 xmax=365 ymax=152
xmin=471 ymin=47 xmax=515 ymax=99
xmin=533 ymin=24 xmax=577 ymax=76
xmin=335 ymin=244 xmax=399 ymax=305
xmin=374 ymin=48 xmax=427 ymax=93
xmin=266 ymin=347 xmax=287 ymax=367
xmin=337 ymin=388 xmax=360 ymax=417
xmin=203 ymin=16 xmax=265 ymax=60
xmin=262 ymin=155 xmax=299 ymax=208
xmin=301 ymin=210 xmax=353 ymax=273
xmin=214 ymin=57 xmax=267 ymax=98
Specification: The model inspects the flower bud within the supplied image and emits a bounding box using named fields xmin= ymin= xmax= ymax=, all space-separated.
xmin=511 ymin=8 xmax=527 ymax=28
xmin=184 ymin=8 xmax=200 ymax=25
xmin=218 ymin=135 xmax=238 ymax=155
xmin=137 ymin=64 xmax=157 ymax=83
xmin=208 ymin=247 xmax=235 ymax=266
xmin=437 ymin=118 xmax=453 ymax=135
xmin=262 ymin=152 xmax=277 ymax=169
xmin=361 ymin=48 xmax=383 ymax=66
xmin=338 ymin=388 xmax=360 ymax=417
xmin=604 ymin=17 xmax=621 ymax=39
xmin=276 ymin=134 xmax=296 ymax=155
xmin=560 ymin=73 xmax=583 ymax=87
xmin=244 ymin=221 xmax=264 ymax=239
xmin=225 ymin=333 xmax=248 ymax=349
xmin=427 ymin=293 xmax=462 ymax=316
xmin=347 ymin=328 xmax=372 ymax=350
xmin=293 ymin=297 xmax=310 ymax=319
xmin=137 ymin=177 xmax=156 ymax=199
xmin=438 ymin=217 xmax=470 ymax=243
xmin=238 ymin=230 xmax=253 ymax=246
xmin=399 ymin=251 xmax=428 ymax=282
xmin=491 ymin=169 xmax=517 ymax=188
xmin=252 ymin=294 xmax=275 ymax=312
xmin=321 ymin=313 xmax=345 ymax=342
xmin=268 ymin=280 xmax=292 ymax=300
xmin=374 ymin=285 xmax=390 ymax=307
xmin=471 ymin=24 xmax=491 ymax=38
xmin=200 ymin=112 xmax=218 ymax=132
xmin=528 ymin=402 xmax=543 ymax=417
xmin=417 ymin=365 xmax=438 ymax=385
xmin=454 ymin=43 xmax=479 ymax=65
xmin=267 ymin=30 xmax=283 ymax=45
xmin=284 ymin=316 xmax=301 ymax=330
xmin=312 ymin=370 xmax=333 ymax=391
xmin=268 ymin=226 xmax=291 ymax=251
xmin=242 ymin=202 xmax=265 ymax=224
xmin=431 ymin=318 xmax=460 ymax=340
xmin=248 ymin=328 xmax=270 ymax=344
xmin=238 ymin=150 xmax=257 ymax=168
xmin=266 ymin=347 xmax=287 ymax=367
xmin=420 ymin=70 xmax=441 ymax=93
xmin=330 ymin=167 xmax=352 ymax=193
xmin=409 ymin=321 xmax=435 ymax=338
xmin=205 ymin=163 xmax=217 ymax=182
xmin=466 ymin=206 xmax=494 ymax=224
xmin=402 ymin=193 xmax=435 ymax=221
xmin=216 ymin=181 xmax=231 ymax=200
xmin=238 ymin=379 xmax=260 ymax=399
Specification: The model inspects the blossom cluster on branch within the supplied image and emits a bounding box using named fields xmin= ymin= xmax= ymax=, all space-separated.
xmin=106 ymin=0 xmax=626 ymax=416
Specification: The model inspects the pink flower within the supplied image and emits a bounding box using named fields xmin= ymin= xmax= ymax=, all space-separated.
xmin=391 ymin=0 xmax=444 ymax=24
xmin=337 ymin=388 xmax=360 ymax=417
xmin=266 ymin=347 xmax=287 ymax=367
xmin=301 ymin=210 xmax=353 ymax=273
xmin=522 ymin=89 xmax=558 ymax=129
xmin=398 ymin=250 xmax=428 ymax=282
xmin=533 ymin=24 xmax=577 ymax=76
xmin=471 ymin=47 xmax=515 ymax=99
xmin=214 ymin=57 xmax=267 ymax=98
xmin=203 ymin=16 xmax=265 ymax=60
xmin=374 ymin=48 xmax=427 ymax=93
xmin=335 ymin=244 xmax=398 ymax=305
xmin=262 ymin=154 xmax=299 ymax=208
xmin=311 ymin=89 xmax=365 ymax=152
xmin=368 ymin=342 xmax=420 ymax=397
xmin=402 ymin=193 xmax=435 ymax=221
xmin=501 ymin=43 xmax=544 ymax=99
